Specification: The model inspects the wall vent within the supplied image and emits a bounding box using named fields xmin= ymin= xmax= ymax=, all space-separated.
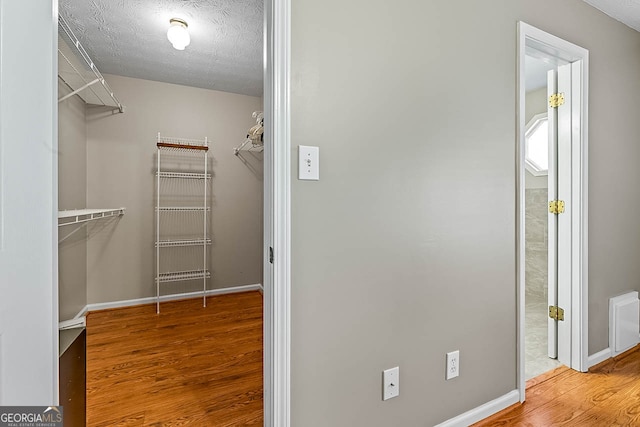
xmin=609 ymin=291 xmax=640 ymax=357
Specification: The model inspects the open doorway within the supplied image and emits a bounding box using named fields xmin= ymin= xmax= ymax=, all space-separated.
xmin=517 ymin=21 xmax=589 ymax=400
xmin=523 ymin=55 xmax=562 ymax=380
xmin=56 ymin=0 xmax=273 ymax=424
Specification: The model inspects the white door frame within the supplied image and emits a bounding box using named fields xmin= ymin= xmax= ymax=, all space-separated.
xmin=46 ymin=0 xmax=292 ymax=418
xmin=264 ymin=0 xmax=291 ymax=424
xmin=2 ymin=0 xmax=59 ymax=404
xmin=547 ymin=67 xmax=560 ymax=360
xmin=517 ymin=22 xmax=589 ymax=402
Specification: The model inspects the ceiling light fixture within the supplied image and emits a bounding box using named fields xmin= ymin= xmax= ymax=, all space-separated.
xmin=167 ymin=18 xmax=190 ymax=50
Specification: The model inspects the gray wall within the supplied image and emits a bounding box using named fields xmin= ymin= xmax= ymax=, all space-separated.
xmin=290 ymin=0 xmax=640 ymax=425
xmin=525 ymin=87 xmax=547 ymax=124
xmin=58 ymin=81 xmax=88 ymax=320
xmin=85 ymin=75 xmax=263 ymax=304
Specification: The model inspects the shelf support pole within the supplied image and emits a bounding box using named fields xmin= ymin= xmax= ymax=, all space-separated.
xmin=156 ymin=135 xmax=161 ymax=314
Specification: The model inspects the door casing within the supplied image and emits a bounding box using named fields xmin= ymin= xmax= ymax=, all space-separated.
xmin=263 ymin=0 xmax=291 ymax=424
xmin=517 ymin=21 xmax=589 ymax=402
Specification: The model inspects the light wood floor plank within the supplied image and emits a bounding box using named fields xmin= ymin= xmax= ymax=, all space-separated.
xmin=86 ymin=291 xmax=263 ymax=426
xmin=473 ymin=346 xmax=640 ymax=426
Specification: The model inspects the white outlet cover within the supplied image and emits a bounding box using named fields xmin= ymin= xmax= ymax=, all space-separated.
xmin=382 ymin=366 xmax=400 ymax=400
xmin=446 ymin=350 xmax=459 ymax=380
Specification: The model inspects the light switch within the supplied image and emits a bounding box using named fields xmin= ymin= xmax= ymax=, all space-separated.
xmin=382 ymin=366 xmax=400 ymax=400
xmin=298 ymin=145 xmax=319 ymax=180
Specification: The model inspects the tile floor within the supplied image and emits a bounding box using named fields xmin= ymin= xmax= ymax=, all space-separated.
xmin=525 ymin=294 xmax=562 ymax=380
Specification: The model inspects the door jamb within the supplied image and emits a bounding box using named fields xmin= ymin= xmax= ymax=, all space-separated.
xmin=264 ymin=0 xmax=291 ymax=424
xmin=516 ymin=21 xmax=589 ymax=402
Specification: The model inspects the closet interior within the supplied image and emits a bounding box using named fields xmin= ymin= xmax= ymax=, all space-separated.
xmin=57 ymin=1 xmax=265 ymax=425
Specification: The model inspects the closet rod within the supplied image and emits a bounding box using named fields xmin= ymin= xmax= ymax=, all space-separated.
xmin=157 ymin=142 xmax=209 ymax=151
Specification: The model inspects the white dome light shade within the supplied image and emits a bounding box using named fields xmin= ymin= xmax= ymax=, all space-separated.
xmin=167 ymin=18 xmax=190 ymax=50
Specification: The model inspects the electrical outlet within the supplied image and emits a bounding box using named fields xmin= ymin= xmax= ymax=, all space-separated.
xmin=446 ymin=350 xmax=459 ymax=380
xmin=382 ymin=366 xmax=400 ymax=400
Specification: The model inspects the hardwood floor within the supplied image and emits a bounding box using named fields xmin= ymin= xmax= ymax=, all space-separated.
xmin=473 ymin=346 xmax=640 ymax=426
xmin=86 ymin=291 xmax=263 ymax=427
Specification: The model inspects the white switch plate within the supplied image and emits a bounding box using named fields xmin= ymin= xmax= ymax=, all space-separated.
xmin=298 ymin=145 xmax=319 ymax=180
xmin=446 ymin=350 xmax=459 ymax=380
xmin=382 ymin=366 xmax=400 ymax=400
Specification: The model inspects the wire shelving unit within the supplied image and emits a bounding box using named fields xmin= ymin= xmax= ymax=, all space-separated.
xmin=156 ymin=133 xmax=210 ymax=313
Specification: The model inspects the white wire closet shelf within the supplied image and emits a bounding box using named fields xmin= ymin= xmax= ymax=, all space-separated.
xmin=157 ymin=270 xmax=211 ymax=283
xmin=156 ymin=206 xmax=210 ymax=212
xmin=157 ymin=172 xmax=211 ymax=179
xmin=58 ymin=15 xmax=124 ymax=113
xmin=234 ymin=138 xmax=264 ymax=155
xmin=58 ymin=208 xmax=126 ymax=227
xmin=234 ymin=111 xmax=264 ymax=155
xmin=156 ymin=238 xmax=212 ymax=248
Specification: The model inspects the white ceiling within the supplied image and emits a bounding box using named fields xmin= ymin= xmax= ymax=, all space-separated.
xmin=59 ymin=0 xmax=263 ymax=97
xmin=525 ymin=56 xmax=556 ymax=92
xmin=583 ymin=0 xmax=640 ymax=32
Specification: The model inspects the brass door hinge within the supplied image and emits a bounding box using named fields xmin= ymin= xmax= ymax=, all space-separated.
xmin=549 ymin=93 xmax=565 ymax=108
xmin=549 ymin=305 xmax=565 ymax=321
xmin=549 ymin=200 xmax=565 ymax=214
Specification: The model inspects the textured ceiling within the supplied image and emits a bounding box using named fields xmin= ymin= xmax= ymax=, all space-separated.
xmin=59 ymin=0 xmax=263 ymax=97
xmin=583 ymin=0 xmax=640 ymax=32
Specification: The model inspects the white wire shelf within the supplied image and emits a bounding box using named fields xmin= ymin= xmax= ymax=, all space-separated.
xmin=234 ymin=138 xmax=264 ymax=155
xmin=58 ymin=208 xmax=125 ymax=227
xmin=58 ymin=15 xmax=123 ymax=113
xmin=155 ymin=239 xmax=211 ymax=248
xmin=234 ymin=111 xmax=264 ymax=155
xmin=156 ymin=172 xmax=211 ymax=179
xmin=156 ymin=207 xmax=210 ymax=212
xmin=156 ymin=270 xmax=211 ymax=284
xmin=157 ymin=134 xmax=209 ymax=152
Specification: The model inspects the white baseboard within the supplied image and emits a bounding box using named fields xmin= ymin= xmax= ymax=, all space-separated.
xmin=587 ymin=348 xmax=611 ymax=368
xmin=73 ymin=305 xmax=89 ymax=320
xmin=71 ymin=284 xmax=262 ymax=317
xmin=434 ymin=389 xmax=519 ymax=427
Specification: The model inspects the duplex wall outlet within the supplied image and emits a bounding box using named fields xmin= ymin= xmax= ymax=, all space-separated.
xmin=298 ymin=145 xmax=320 ymax=180
xmin=446 ymin=350 xmax=460 ymax=380
xmin=382 ymin=366 xmax=400 ymax=400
